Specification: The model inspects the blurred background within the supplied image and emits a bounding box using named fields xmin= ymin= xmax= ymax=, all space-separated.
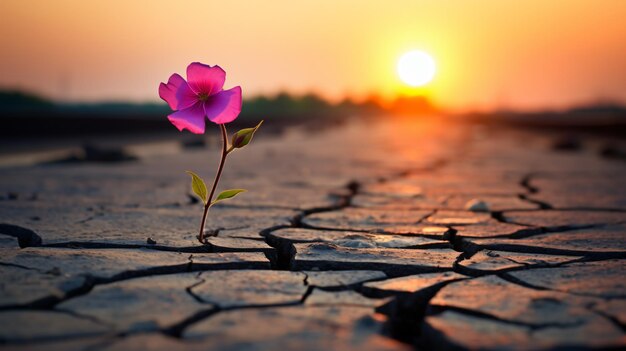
xmin=1 ymin=0 xmax=625 ymax=161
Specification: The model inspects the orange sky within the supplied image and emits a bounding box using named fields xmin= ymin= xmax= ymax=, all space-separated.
xmin=1 ymin=0 xmax=625 ymax=111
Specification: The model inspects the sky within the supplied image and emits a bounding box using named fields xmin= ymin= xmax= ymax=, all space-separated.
xmin=1 ymin=0 xmax=625 ymax=111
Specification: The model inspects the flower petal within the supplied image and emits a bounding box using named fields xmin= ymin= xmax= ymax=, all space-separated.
xmin=186 ymin=62 xmax=226 ymax=96
xmin=158 ymin=73 xmax=185 ymax=110
xmin=175 ymin=81 xmax=198 ymax=110
xmin=204 ymin=86 xmax=242 ymax=124
xmin=167 ymin=102 xmax=206 ymax=134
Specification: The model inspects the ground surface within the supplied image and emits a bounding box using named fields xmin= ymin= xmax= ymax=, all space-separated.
xmin=0 ymin=118 xmax=625 ymax=350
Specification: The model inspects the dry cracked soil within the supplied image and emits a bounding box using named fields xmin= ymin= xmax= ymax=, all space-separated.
xmin=0 ymin=118 xmax=625 ymax=350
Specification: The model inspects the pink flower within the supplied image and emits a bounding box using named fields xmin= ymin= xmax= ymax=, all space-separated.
xmin=159 ymin=62 xmax=242 ymax=133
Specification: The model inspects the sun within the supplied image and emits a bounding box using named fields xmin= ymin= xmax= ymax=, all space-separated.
xmin=397 ymin=50 xmax=436 ymax=87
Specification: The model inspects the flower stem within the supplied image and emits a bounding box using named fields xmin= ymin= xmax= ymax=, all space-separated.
xmin=198 ymin=123 xmax=229 ymax=244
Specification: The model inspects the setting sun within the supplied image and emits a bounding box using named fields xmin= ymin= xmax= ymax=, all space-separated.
xmin=397 ymin=50 xmax=436 ymax=87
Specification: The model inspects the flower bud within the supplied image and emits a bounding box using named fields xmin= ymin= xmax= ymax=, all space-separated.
xmin=231 ymin=120 xmax=263 ymax=149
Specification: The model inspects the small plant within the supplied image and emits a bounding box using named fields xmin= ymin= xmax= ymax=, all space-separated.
xmin=159 ymin=62 xmax=262 ymax=244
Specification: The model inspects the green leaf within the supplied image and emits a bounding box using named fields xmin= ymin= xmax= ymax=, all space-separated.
xmin=211 ymin=189 xmax=247 ymax=205
xmin=185 ymin=171 xmax=207 ymax=204
xmin=231 ymin=120 xmax=263 ymax=149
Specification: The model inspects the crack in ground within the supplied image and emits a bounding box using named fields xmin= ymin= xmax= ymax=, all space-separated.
xmin=499 ymin=272 xmax=626 ymax=331
xmin=261 ymin=225 xmax=297 ymax=270
xmin=296 ymin=207 xmax=437 ymax=234
xmin=0 ymin=223 xmax=42 ymax=248
xmin=184 ymin=272 xmax=207 ymax=304
xmin=490 ymin=210 xmax=535 ymax=227
xmin=499 ymin=270 xmax=626 ymax=299
xmin=477 ymin=242 xmax=626 ymax=259
xmin=0 ymin=261 xmax=43 ymax=272
xmin=453 ymin=254 xmax=583 ymax=277
xmin=41 ymin=225 xmax=263 ymax=253
xmin=590 ymin=308 xmax=626 ymax=333
xmin=0 ymin=275 xmax=97 ymax=311
xmin=43 ymin=241 xmax=213 ymax=253
xmin=52 ymin=307 xmax=116 ymax=330
xmin=375 ymin=276 xmax=465 ymax=344
xmin=520 ymin=174 xmax=539 ymax=194
xmin=518 ymin=193 xmax=553 ymax=209
xmin=489 ymin=208 xmax=626 ymax=235
xmin=299 ymin=277 xmax=315 ymax=304
xmin=456 ymin=219 xmax=619 ymax=242
xmin=261 ymin=180 xmax=361 ymax=270
xmin=506 ymin=224 xmax=592 ymax=239
xmin=447 ymin=241 xmax=595 ymax=277
xmin=426 ymin=304 xmax=585 ymax=330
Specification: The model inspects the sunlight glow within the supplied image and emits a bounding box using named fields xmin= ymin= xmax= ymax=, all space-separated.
xmin=397 ymin=50 xmax=436 ymax=87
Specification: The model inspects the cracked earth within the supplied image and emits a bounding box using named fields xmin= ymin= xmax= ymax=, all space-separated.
xmin=1 ymin=119 xmax=625 ymax=350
